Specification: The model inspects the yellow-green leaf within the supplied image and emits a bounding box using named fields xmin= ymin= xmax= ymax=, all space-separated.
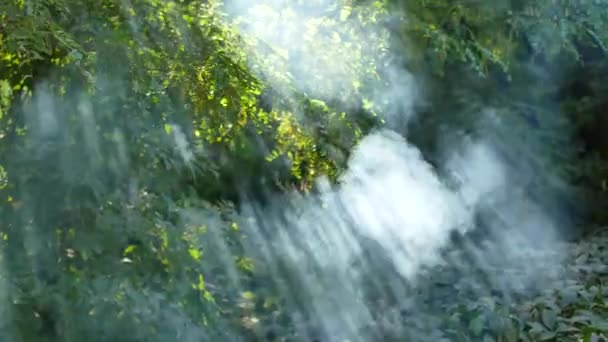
xmin=188 ymin=248 xmax=202 ymax=261
xmin=123 ymin=244 xmax=138 ymax=256
xmin=241 ymin=291 xmax=255 ymax=300
xmin=340 ymin=6 xmax=352 ymax=21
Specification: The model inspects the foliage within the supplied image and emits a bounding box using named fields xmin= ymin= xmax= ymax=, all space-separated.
xmin=0 ymin=0 xmax=607 ymax=340
xmin=393 ymin=0 xmax=608 ymax=229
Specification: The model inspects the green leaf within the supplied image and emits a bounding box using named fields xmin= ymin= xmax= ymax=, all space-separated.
xmin=528 ymin=321 xmax=547 ymax=334
xmin=123 ymin=245 xmax=138 ymax=256
xmin=164 ymin=123 xmax=173 ymax=135
xmin=194 ymin=274 xmax=206 ymax=291
xmin=469 ymin=314 xmax=485 ymax=336
xmin=241 ymin=291 xmax=255 ymax=300
xmin=339 ymin=6 xmax=352 ymax=21
xmin=541 ymin=308 xmax=558 ymax=331
xmin=188 ymin=248 xmax=201 ymax=261
xmin=539 ymin=331 xmax=557 ymax=341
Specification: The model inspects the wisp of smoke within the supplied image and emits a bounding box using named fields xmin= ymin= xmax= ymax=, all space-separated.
xmin=215 ymin=1 xmax=570 ymax=340
xmin=224 ymin=0 xmax=419 ymax=124
xmin=2 ymin=1 xmax=573 ymax=340
xmin=235 ymin=124 xmax=568 ymax=340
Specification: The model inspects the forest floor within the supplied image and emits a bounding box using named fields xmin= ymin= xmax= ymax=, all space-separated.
xmin=369 ymin=227 xmax=608 ymax=341
xmin=485 ymin=227 xmax=607 ymax=341
xmin=516 ymin=227 xmax=608 ymax=341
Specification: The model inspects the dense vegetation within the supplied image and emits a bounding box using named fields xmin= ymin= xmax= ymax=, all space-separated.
xmin=0 ymin=0 xmax=607 ymax=341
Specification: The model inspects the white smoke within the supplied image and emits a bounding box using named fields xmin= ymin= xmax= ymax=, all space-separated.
xmin=340 ymin=129 xmax=473 ymax=280
xmin=166 ymin=123 xmax=194 ymax=164
xmin=238 ymin=127 xmax=543 ymax=340
xmin=0 ymin=1 xmax=575 ymax=341
xmin=225 ymin=0 xmax=418 ymax=124
xmin=218 ymin=1 xmax=569 ymax=339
